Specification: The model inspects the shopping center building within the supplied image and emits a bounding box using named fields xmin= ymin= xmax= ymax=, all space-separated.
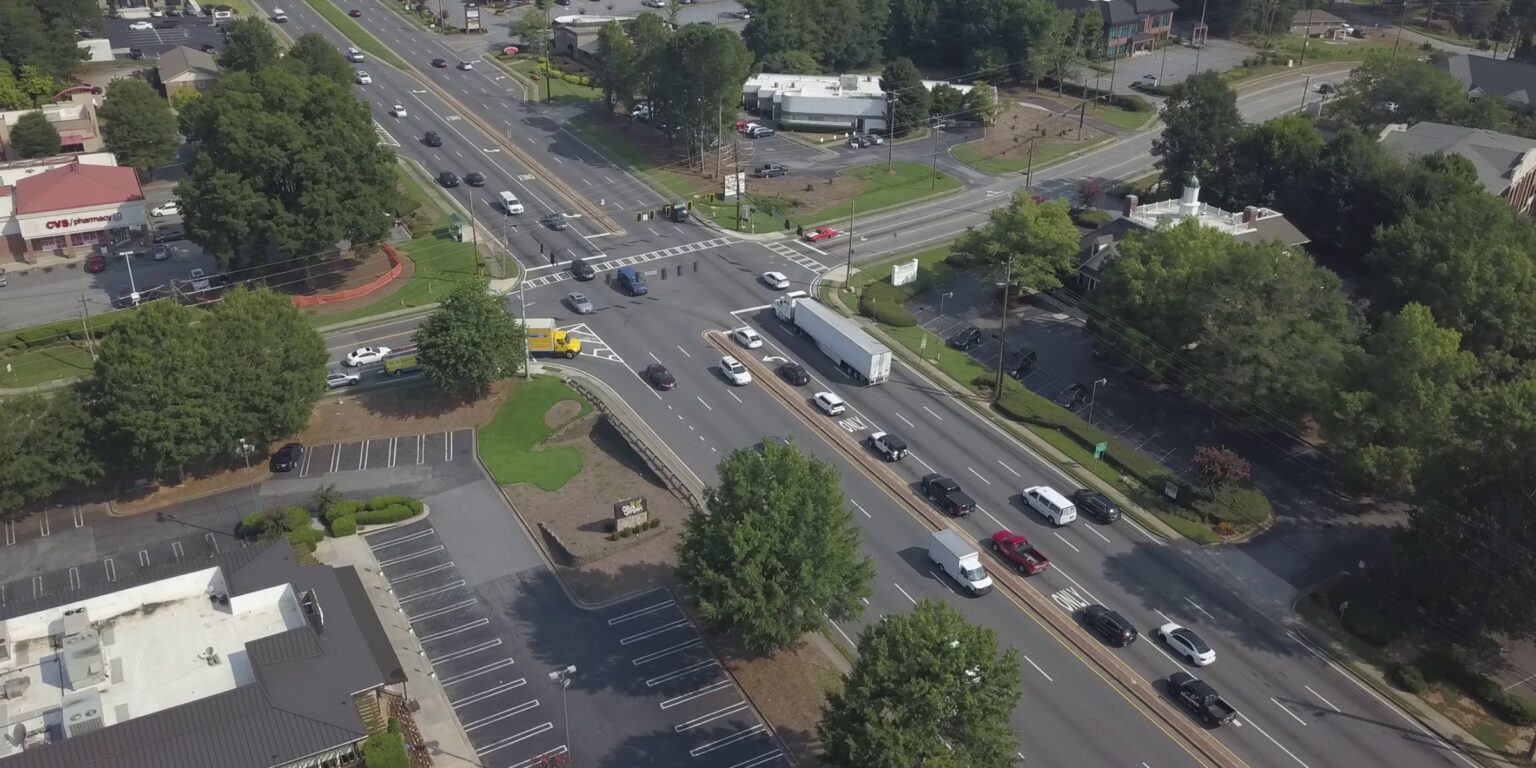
xmin=0 ymin=154 xmax=147 ymax=265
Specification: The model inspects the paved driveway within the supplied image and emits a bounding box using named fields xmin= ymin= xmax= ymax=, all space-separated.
xmin=104 ymin=14 xmax=224 ymax=59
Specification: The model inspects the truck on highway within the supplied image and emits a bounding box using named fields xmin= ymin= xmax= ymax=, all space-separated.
xmin=928 ymin=530 xmax=992 ymax=596
xmin=524 ymin=319 xmax=583 ymax=359
xmin=1168 ymin=672 xmax=1237 ymax=727
xmin=772 ymin=291 xmax=892 ymax=384
xmin=989 ymin=530 xmax=1050 ymax=575
xmin=382 ymin=347 xmax=419 ymax=375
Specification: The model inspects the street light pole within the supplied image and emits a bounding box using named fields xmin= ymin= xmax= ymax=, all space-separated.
xmin=993 ymin=257 xmax=1015 ymax=402
xmin=518 ymin=280 xmax=531 ymax=377
xmin=548 ymin=665 xmax=576 ymax=764
xmin=236 ymin=438 xmax=256 ymax=500
xmin=1087 ymin=377 xmax=1108 ymax=424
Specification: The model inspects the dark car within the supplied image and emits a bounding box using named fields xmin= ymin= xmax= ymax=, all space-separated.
xmin=349 ymin=8 xmax=363 ymax=16
xmin=569 ymin=258 xmax=595 ymax=281
xmin=128 ymin=48 xmax=144 ymax=60
xmin=540 ymin=213 xmax=570 ymax=230
xmin=778 ymin=362 xmax=810 ymax=386
xmin=1083 ymin=604 xmax=1137 ymax=647
xmin=645 ymin=363 xmax=676 ymax=390
xmin=423 ymin=131 xmax=443 ymax=147
xmin=754 ymin=163 xmax=788 ymax=178
xmin=464 ymin=172 xmax=486 ymax=187
xmin=431 ymin=58 xmax=448 ymax=68
xmin=85 ymin=253 xmax=106 ymax=273
xmin=200 ymin=44 xmax=218 ymax=54
xmin=921 ymin=474 xmax=976 ymax=517
xmin=1054 ymin=382 xmax=1089 ymax=410
xmin=1010 ymin=348 xmax=1038 ymax=379
xmin=153 ymin=228 xmax=185 ymax=244
xmin=157 ymin=19 xmax=179 ymax=28
xmin=269 ymin=443 xmax=303 ymax=473
xmin=1317 ymin=82 xmax=1336 ymax=94
xmin=947 ymin=326 xmax=984 ymax=350
xmin=1073 ymin=489 xmax=1120 ymax=523
xmin=438 ymin=171 xmax=460 ymax=188
xmin=151 ymin=244 xmax=172 ymax=261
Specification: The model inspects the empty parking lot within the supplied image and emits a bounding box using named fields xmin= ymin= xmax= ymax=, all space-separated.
xmin=298 ymin=429 xmax=475 ymax=477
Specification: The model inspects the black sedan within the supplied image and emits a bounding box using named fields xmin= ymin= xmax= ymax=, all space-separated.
xmin=464 ymin=172 xmax=486 ymax=187
xmin=1054 ymin=382 xmax=1089 ymax=410
xmin=947 ymin=326 xmax=984 ymax=350
xmin=1072 ymin=489 xmax=1120 ymax=523
xmin=778 ymin=362 xmax=810 ymax=386
xmin=423 ymin=131 xmax=443 ymax=147
xmin=645 ymin=363 xmax=676 ymax=390
xmin=431 ymin=58 xmax=448 ymax=68
xmin=152 ymin=228 xmax=185 ymax=244
xmin=438 ymin=171 xmax=460 ymax=188
xmin=269 ymin=442 xmax=304 ymax=472
xmin=540 ymin=213 xmax=570 ymax=230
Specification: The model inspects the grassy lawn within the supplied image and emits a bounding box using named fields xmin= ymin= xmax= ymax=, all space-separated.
xmin=501 ymin=57 xmax=604 ymax=103
xmin=478 ymin=376 xmax=594 ymax=491
xmin=306 ymin=233 xmax=480 ymax=326
xmin=805 ymin=162 xmax=961 ymax=225
xmin=849 ymin=244 xmax=957 ymax=296
xmin=951 ymin=137 xmax=1109 ymax=175
xmin=0 ymin=345 xmax=94 ymax=389
xmin=1093 ymin=102 xmax=1158 ymax=131
xmin=395 ymin=163 xmax=445 ymax=232
xmin=299 ymin=0 xmax=408 ymax=69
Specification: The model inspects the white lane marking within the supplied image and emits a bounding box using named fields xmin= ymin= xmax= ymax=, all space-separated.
xmin=996 ymin=459 xmax=1021 ymax=477
xmin=1023 ymin=655 xmax=1054 ymax=682
xmin=977 ymin=505 xmax=1007 ymax=530
xmin=1270 ymin=697 xmax=1307 ymax=726
xmin=893 ymin=583 xmax=918 ymax=605
xmin=727 ymin=391 xmax=743 ymax=404
xmin=1184 ymin=597 xmax=1215 ymax=620
xmin=1236 ymin=709 xmax=1312 ymax=767
xmin=849 ymin=499 xmax=871 ymax=518
xmin=696 ymin=396 xmax=713 ymax=411
xmin=912 ymin=453 xmax=936 ymax=473
xmin=1051 ymin=532 xmax=1080 ymax=553
xmin=661 ymin=679 xmax=734 ymax=709
xmin=895 ymin=412 xmax=915 ymax=428
xmin=966 ymin=467 xmax=992 ymax=485
xmin=649 ymin=351 xmax=663 ymax=363
xmin=922 ymin=405 xmax=943 ymax=420
xmin=1305 ymin=685 xmax=1341 ymax=713
xmin=676 ymin=345 xmax=692 ymax=358
xmin=1085 ymin=525 xmax=1112 ymax=544
xmin=826 ymin=613 xmax=857 ymax=647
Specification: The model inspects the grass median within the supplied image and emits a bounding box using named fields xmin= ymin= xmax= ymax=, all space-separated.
xmin=951 ymin=137 xmax=1109 ymax=175
xmin=479 ymin=376 xmax=594 ymax=492
xmin=299 ymin=0 xmax=408 ymax=69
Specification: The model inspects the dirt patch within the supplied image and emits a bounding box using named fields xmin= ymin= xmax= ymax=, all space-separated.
xmin=302 ymin=249 xmax=418 ymax=319
xmin=300 ymin=378 xmax=514 ymax=444
xmin=543 ymin=400 xmax=584 ymax=430
xmin=749 ymin=173 xmax=868 ymax=217
xmin=962 ymin=97 xmax=1108 ymax=167
xmin=717 ymin=632 xmax=846 ymax=765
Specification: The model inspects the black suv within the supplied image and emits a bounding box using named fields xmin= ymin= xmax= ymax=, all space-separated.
xmin=1083 ymin=605 xmax=1137 ymax=647
xmin=947 ymin=326 xmax=984 ymax=350
xmin=423 ymin=131 xmax=443 ymax=147
xmin=1054 ymin=382 xmax=1089 ymax=410
xmin=569 ymin=258 xmax=595 ymax=281
xmin=1073 ymin=489 xmax=1120 ymax=523
xmin=779 ymin=363 xmax=809 ymax=386
xmin=920 ymin=474 xmax=976 ymax=517
xmin=1010 ymin=348 xmax=1038 ymax=379
xmin=438 ymin=171 xmax=460 ymax=188
xmin=269 ymin=443 xmax=304 ymax=472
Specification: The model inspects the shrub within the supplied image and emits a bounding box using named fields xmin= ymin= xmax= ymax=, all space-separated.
xmin=285 ymin=526 xmax=324 ymax=553
xmin=368 ymin=496 xmax=424 ymax=515
xmin=363 ymin=732 xmax=410 ymax=768
xmin=331 ymin=516 xmax=358 ymax=537
xmin=859 ymin=282 xmax=917 ymax=327
xmin=619 ymin=527 xmax=633 ymax=538
xmin=324 ymin=499 xmax=367 ymax=522
xmin=1113 ymin=94 xmax=1152 ymax=112
xmin=356 ymin=504 xmax=416 ymax=525
xmin=281 ymin=506 xmax=311 ymax=531
xmin=1192 ymin=486 xmax=1272 ymax=526
xmin=1391 ymin=664 xmax=1429 ymax=694
xmin=1420 ymin=650 xmax=1536 ymax=725
xmin=647 ymin=518 xmax=661 ymax=529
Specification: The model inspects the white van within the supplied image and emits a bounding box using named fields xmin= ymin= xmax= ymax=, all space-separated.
xmin=347 ymin=47 xmax=364 ymax=63
xmin=1022 ymin=485 xmax=1077 ymax=526
xmin=928 ymin=530 xmax=992 ymax=596
xmin=498 ymin=191 xmax=524 ymax=214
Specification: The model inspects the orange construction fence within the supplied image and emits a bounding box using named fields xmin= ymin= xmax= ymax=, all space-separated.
xmin=291 ymin=244 xmax=404 ymax=307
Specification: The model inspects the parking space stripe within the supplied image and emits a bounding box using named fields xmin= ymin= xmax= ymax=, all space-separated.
xmin=445 ymin=430 xmax=453 ymax=462
xmin=68 ymin=567 xmax=80 ymax=591
xmin=442 ymin=659 xmax=517 ymax=686
xmin=451 ymin=678 xmax=527 ymax=708
xmin=138 ymin=549 xmax=149 ymax=567
xmin=103 ymin=558 xmax=115 ymax=583
xmin=299 ymin=446 xmax=314 ymax=477
xmin=632 ymin=639 xmax=704 ymax=665
xmin=646 ymin=659 xmax=720 ymax=687
xmin=416 ymin=433 xmax=425 ymax=465
xmin=171 ymin=541 xmax=184 ymax=561
xmin=659 ymin=678 xmax=733 ymax=709
xmin=435 ymin=639 xmax=503 ymax=664
xmin=329 ymin=444 xmax=342 ymax=473
xmin=410 ymin=599 xmax=478 ymax=622
xmin=479 ymin=723 xmax=554 ymax=755
xmin=724 ymin=747 xmax=785 ymax=768
xmin=689 ymin=724 xmax=768 ymax=756
xmin=463 ymin=700 xmax=540 ymax=732
xmin=389 ymin=436 xmax=398 ymax=468
xmin=398 ymin=580 xmax=467 ymax=603
xmin=675 ymin=702 xmax=750 ymax=732
xmin=607 ymin=598 xmax=676 ymax=625
xmin=359 ymin=440 xmax=368 ymax=470
xmin=392 ymin=562 xmax=456 ymax=581
xmin=370 ymin=529 xmax=436 ymax=550
xmin=619 ymin=618 xmax=689 ymax=645
xmin=379 ymin=544 xmax=445 ymax=567
xmin=418 ymin=618 xmax=489 ymax=643
xmin=205 ymin=532 xmax=220 ymax=554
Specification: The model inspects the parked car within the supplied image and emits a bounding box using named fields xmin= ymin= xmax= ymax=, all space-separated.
xmin=1010 ymin=348 xmax=1039 ymax=379
xmin=1072 ymin=489 xmax=1120 ymax=523
xmin=921 ymin=474 xmax=975 ymax=517
xmin=990 ymin=530 xmax=1050 ymax=575
xmin=645 ymin=363 xmax=676 ymax=390
xmin=128 ymin=48 xmax=144 ymax=60
xmin=744 ymin=125 xmax=775 ymax=138
xmin=1083 ymin=604 xmax=1138 ymax=647
xmin=720 ymin=355 xmax=752 ymax=385
xmin=565 ymin=291 xmax=594 ymax=315
xmin=153 ymin=228 xmax=185 ymax=244
xmin=423 ymin=131 xmax=442 ymax=147
xmin=269 ymin=443 xmax=303 ymax=472
xmin=804 ymin=226 xmax=838 ymax=242
xmin=188 ymin=267 xmax=210 ymax=291
xmin=438 ymin=171 xmax=460 ymax=187
xmin=85 ymin=254 xmax=106 ymax=273
xmin=151 ymin=200 xmax=180 ymax=217
xmin=325 ymin=370 xmax=361 ymax=389
xmin=200 ymin=44 xmax=218 ymax=54
xmin=754 ymin=163 xmax=788 ymax=178
xmin=345 ymin=346 xmax=392 ymax=367
xmin=128 ymin=21 xmax=154 ymax=30
xmin=1053 ymin=382 xmax=1089 ymax=410
xmin=732 ymin=327 xmax=763 ymax=349
xmin=947 ymin=326 xmax=984 ymax=350
xmin=866 ymin=432 xmax=908 ymax=461
xmin=778 ymin=362 xmax=809 ymax=386
xmin=813 ymin=391 xmax=846 ymax=416
xmin=1157 ymin=623 xmax=1216 ymax=666
xmin=151 ymin=244 xmax=172 ymax=261
xmin=761 ymin=271 xmax=790 ymax=290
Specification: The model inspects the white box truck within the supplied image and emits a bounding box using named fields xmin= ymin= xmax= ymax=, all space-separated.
xmin=772 ymin=291 xmax=892 ymax=384
xmin=928 ymin=530 xmax=992 ymax=596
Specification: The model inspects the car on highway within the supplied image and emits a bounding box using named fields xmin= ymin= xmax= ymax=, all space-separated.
xmin=720 ymin=355 xmax=752 ymax=385
xmin=866 ymin=431 xmax=907 ymax=461
xmin=813 ymin=391 xmax=846 ymax=416
xmin=390 ymin=104 xmax=407 ymax=117
xmin=85 ymin=253 xmax=106 ymax=273
xmin=356 ymin=71 xmax=371 ymax=84
xmin=129 ymin=21 xmax=154 ymax=30
xmin=423 ymin=131 xmax=442 ymax=147
xmin=349 ymin=8 xmax=363 ymax=16
xmin=732 ymin=327 xmax=763 ymax=349
xmin=152 ymin=244 xmax=172 ymax=261
xmin=1072 ymin=489 xmax=1120 ymax=523
xmin=540 ymin=213 xmax=570 ymax=230
xmin=325 ymin=370 xmax=361 ymax=389
xmin=1053 ymin=382 xmax=1089 ymax=410
xmin=463 ymin=172 xmax=485 ymax=187
xmin=457 ymin=61 xmax=474 ymax=71
xmin=1157 ymin=623 xmax=1216 ymax=666
xmin=151 ymin=200 xmax=180 ymax=217
xmin=344 ymin=346 xmax=392 ymax=367
xmin=921 ymin=474 xmax=975 ymax=517
xmin=1169 ymin=672 xmax=1237 ymax=727
xmin=947 ymin=325 xmax=983 ymax=350
xmin=565 ymin=291 xmax=593 ymax=315
xmin=804 ymin=226 xmax=839 ymax=242
xmin=761 ymin=271 xmax=790 ymax=290
xmin=644 ymin=363 xmax=676 ymax=390
xmin=990 ymin=529 xmax=1050 ymax=575
xmin=1023 ymin=485 xmax=1077 ymax=526
xmin=431 ymin=58 xmax=448 ymax=68
xmin=437 ymin=171 xmax=460 ymax=188
xmin=569 ymin=258 xmax=595 ymax=280
xmin=347 ymin=47 xmax=365 ymax=63
xmin=1083 ymin=604 xmax=1138 ymax=647
xmin=778 ymin=362 xmax=809 ymax=385
xmin=753 ymin=163 xmax=788 ymax=178
xmin=269 ymin=443 xmax=303 ymax=472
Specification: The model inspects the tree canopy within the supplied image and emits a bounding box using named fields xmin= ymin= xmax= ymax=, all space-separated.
xmin=678 ymin=440 xmax=874 ymax=655
xmin=0 ymin=389 xmax=101 ymax=519
xmin=0 ymin=0 xmax=91 ymax=83
xmin=648 ymin=24 xmax=753 ymax=161
xmin=949 ymin=193 xmax=1080 ymax=291
xmin=1152 ymin=71 xmax=1242 ymax=188
xmin=742 ymin=0 xmax=888 ymax=73
xmin=10 ymin=110 xmax=58 ymax=158
xmin=283 ymin=33 xmax=355 ymax=87
xmin=99 ymin=78 xmax=179 ymax=175
xmin=218 ymin=18 xmax=282 ymax=74
xmin=414 ymin=277 xmax=527 ymax=397
xmin=880 ymin=57 xmax=931 ymax=136
xmin=820 ymin=599 xmax=1020 ymax=768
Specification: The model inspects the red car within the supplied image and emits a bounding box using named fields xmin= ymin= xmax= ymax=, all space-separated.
xmin=348 ymin=8 xmax=362 ymax=16
xmin=990 ymin=530 xmax=1050 ymax=575
xmin=804 ymin=226 xmax=839 ymax=242
xmin=85 ymin=254 xmax=106 ymax=273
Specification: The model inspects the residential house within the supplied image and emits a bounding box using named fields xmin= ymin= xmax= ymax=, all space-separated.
xmin=1050 ymin=0 xmax=1178 ymax=58
xmin=1436 ymin=53 xmax=1536 ymax=111
xmin=1290 ymin=8 xmax=1349 ymax=39
xmin=1378 ymin=121 xmax=1536 ymax=213
xmin=158 ymin=45 xmax=221 ymax=97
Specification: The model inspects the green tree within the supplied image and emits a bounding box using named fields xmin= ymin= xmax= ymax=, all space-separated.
xmin=962 ymin=81 xmax=1000 ymax=124
xmin=0 ymin=2 xmax=87 ymax=82
xmin=880 ymin=57 xmax=931 ymax=136
xmin=651 ymin=25 xmax=753 ymax=161
xmin=1152 ymin=71 xmax=1242 ymax=187
xmin=743 ymin=0 xmax=824 ymax=66
xmin=820 ymin=599 xmax=1020 ymax=768
xmin=887 ymin=0 xmax=942 ymax=63
xmin=1324 ymin=304 xmax=1477 ymax=493
xmin=203 ymin=287 xmax=328 ymax=448
xmin=510 ymin=8 xmax=551 ymax=61
xmin=950 ymin=193 xmax=1080 ymax=291
xmin=0 ymin=66 xmax=28 ymax=110
xmin=1327 ymin=53 xmax=1507 ymax=131
xmin=178 ymin=67 xmax=396 ymax=270
xmin=929 ymin=83 xmax=964 ymax=118
xmin=218 ymin=18 xmax=282 ymax=74
xmin=759 ymin=49 xmax=821 ymax=74
xmin=16 ymin=64 xmax=55 ymax=107
xmin=678 ymin=440 xmax=874 ymax=654
xmin=413 ymin=277 xmax=526 ymax=397
xmin=99 ymin=78 xmax=179 ymax=176
xmin=1213 ymin=114 xmax=1322 ymax=209
xmin=818 ymin=0 xmax=890 ymax=71
xmin=596 ymin=20 xmax=636 ymax=109
xmin=283 ymin=32 xmax=355 ymax=87
xmin=0 ymin=388 xmax=102 ymax=519
xmin=625 ymin=13 xmax=674 ymax=111
xmin=9 ymin=110 xmax=58 ymax=157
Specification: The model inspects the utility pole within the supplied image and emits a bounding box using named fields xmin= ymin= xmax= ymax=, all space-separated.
xmin=1392 ymin=1 xmax=1411 ymax=64
xmin=843 ymin=199 xmax=856 ymax=289
xmin=1299 ymin=5 xmax=1316 ymax=65
xmin=930 ymin=117 xmax=940 ymax=190
xmin=886 ymin=94 xmax=898 ymax=172
xmin=1025 ymin=139 xmax=1037 ymax=190
xmin=1193 ymin=0 xmax=1210 ymax=74
xmin=733 ymin=130 xmax=742 ymax=230
xmin=993 ymin=255 xmax=1015 ymax=401
xmin=518 ymin=279 xmax=531 ymax=377
xmin=1300 ymin=74 xmax=1311 ymax=111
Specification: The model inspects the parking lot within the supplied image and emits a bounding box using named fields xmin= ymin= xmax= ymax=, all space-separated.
xmin=104 ymin=12 xmax=224 ymax=59
xmin=0 ymin=530 xmax=248 ymax=611
xmin=296 ymin=429 xmax=476 ymax=478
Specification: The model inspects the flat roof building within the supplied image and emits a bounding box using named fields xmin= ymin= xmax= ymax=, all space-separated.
xmin=742 ymin=73 xmax=982 ymax=133
xmin=0 ymin=93 xmax=104 ymax=162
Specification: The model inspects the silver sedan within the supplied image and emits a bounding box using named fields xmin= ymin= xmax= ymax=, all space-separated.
xmin=566 ymin=291 xmax=594 ymax=315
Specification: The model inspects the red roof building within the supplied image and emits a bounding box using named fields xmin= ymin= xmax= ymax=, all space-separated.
xmin=14 ymin=162 xmax=143 ymax=214
xmin=1 ymin=160 xmax=149 ymax=264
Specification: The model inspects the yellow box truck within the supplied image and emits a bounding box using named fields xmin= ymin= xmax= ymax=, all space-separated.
xmin=524 ymin=319 xmax=583 ymax=359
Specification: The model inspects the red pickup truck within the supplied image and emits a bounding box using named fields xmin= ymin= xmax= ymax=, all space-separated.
xmin=990 ymin=530 xmax=1050 ymax=575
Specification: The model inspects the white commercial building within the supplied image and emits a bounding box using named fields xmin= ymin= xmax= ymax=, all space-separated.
xmin=741 ymin=73 xmax=983 ymax=132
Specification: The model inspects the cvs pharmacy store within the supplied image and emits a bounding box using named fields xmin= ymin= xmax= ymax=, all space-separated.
xmin=0 ymin=162 xmax=146 ymax=264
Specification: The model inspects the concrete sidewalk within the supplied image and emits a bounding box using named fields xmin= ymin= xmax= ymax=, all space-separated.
xmin=317 ymin=534 xmax=485 ymax=768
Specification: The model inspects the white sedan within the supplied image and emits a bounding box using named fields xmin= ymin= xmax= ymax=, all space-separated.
xmin=1156 ymin=623 xmax=1216 ymax=666
xmin=325 ymin=370 xmax=361 ymax=389
xmin=150 ymin=201 xmax=180 ymax=217
xmin=732 ymin=327 xmax=763 ymax=349
xmin=389 ymin=104 xmax=408 ymax=117
xmin=720 ymin=355 xmax=752 ymax=386
xmin=356 ymin=71 xmax=372 ymax=84
xmin=129 ymin=21 xmax=154 ymax=30
xmin=761 ymin=271 xmax=790 ymax=290
xmin=344 ymin=346 xmax=392 ymax=367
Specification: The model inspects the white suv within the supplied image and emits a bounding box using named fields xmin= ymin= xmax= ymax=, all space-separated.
xmin=721 ymin=356 xmax=752 ymax=386
xmin=813 ymin=391 xmax=845 ymax=416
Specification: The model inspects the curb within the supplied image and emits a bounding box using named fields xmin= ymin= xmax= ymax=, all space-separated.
xmin=106 ymin=469 xmax=271 ymax=517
